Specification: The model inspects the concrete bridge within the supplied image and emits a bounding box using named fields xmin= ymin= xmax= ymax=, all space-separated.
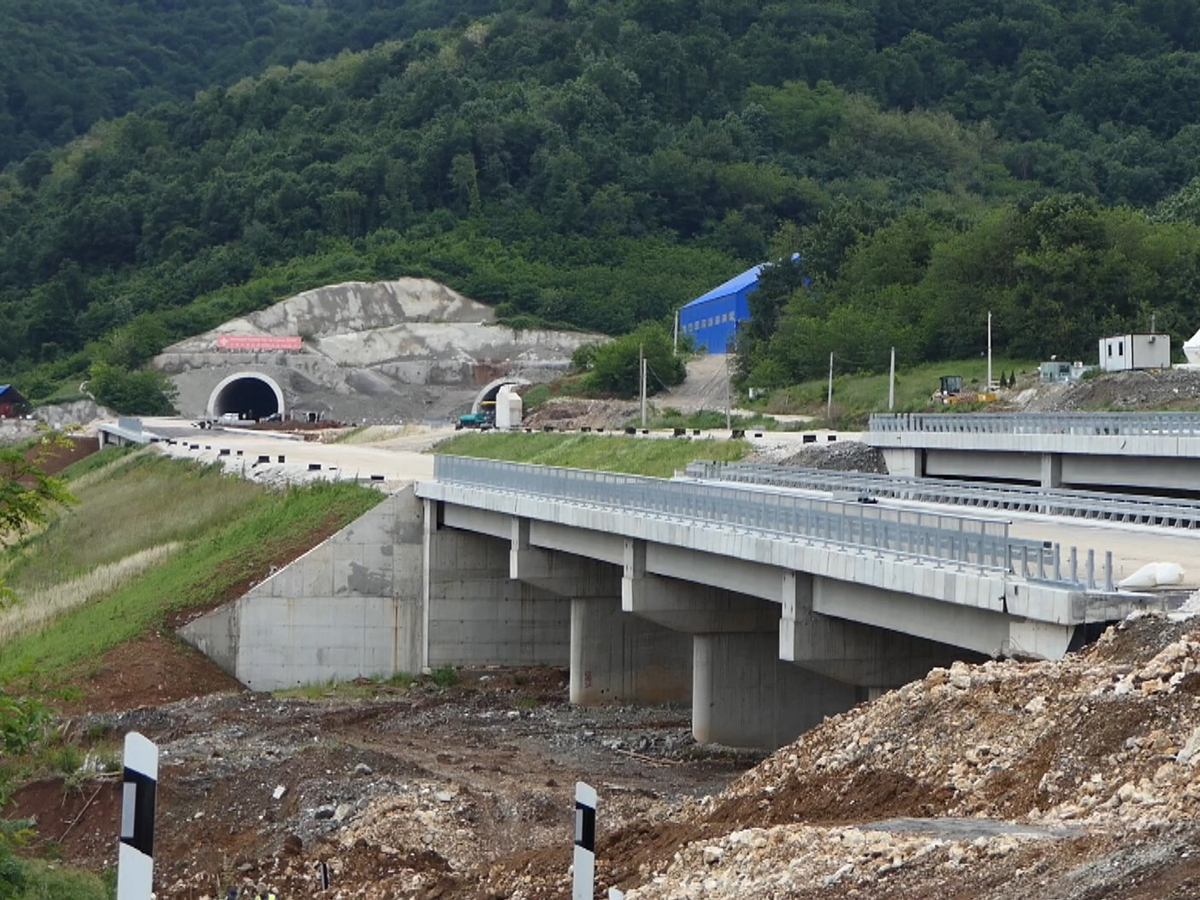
xmin=867 ymin=412 xmax=1200 ymax=493
xmin=181 ymin=456 xmax=1160 ymax=750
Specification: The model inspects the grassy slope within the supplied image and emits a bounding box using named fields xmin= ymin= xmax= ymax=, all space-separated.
xmin=436 ymin=432 xmax=749 ymax=477
xmin=0 ymin=453 xmax=382 ymax=693
xmin=763 ymin=358 xmax=1038 ymax=422
xmin=4 ymin=451 xmax=265 ymax=592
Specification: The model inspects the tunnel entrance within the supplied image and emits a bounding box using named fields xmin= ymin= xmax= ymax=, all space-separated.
xmin=207 ymin=373 xmax=285 ymax=420
xmin=472 ymin=377 xmax=530 ymax=413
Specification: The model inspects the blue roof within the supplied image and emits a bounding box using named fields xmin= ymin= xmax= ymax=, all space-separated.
xmin=0 ymin=385 xmax=12 ymax=395
xmin=683 ymin=264 xmax=766 ymax=309
xmin=683 ymin=255 xmax=801 ymax=310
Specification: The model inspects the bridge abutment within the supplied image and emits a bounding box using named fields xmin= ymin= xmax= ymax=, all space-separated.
xmin=882 ymin=447 xmax=923 ymax=477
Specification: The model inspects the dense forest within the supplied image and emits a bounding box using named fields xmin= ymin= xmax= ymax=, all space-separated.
xmin=0 ymin=0 xmax=500 ymax=168
xmin=6 ymin=0 xmax=1200 ymax=401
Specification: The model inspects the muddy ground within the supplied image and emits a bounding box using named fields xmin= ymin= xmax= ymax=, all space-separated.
xmin=18 ymin=616 xmax=1200 ymax=900
xmin=14 ymin=658 xmax=755 ymax=900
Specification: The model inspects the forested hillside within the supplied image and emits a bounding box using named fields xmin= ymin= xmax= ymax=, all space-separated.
xmin=0 ymin=0 xmax=499 ymax=169
xmin=6 ymin=0 xmax=1200 ymax=400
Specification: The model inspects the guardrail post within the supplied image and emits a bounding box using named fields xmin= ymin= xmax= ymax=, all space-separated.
xmin=1069 ymin=546 xmax=1078 ymax=585
xmin=1105 ymin=550 xmax=1114 ymax=592
xmin=1038 ymin=546 xmax=1046 ymax=580
xmin=1021 ymin=545 xmax=1029 ymax=579
xmin=1086 ymin=549 xmax=1095 ymax=590
xmin=1053 ymin=545 xmax=1061 ymax=582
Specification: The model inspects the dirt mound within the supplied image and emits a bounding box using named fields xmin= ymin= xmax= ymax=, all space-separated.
xmin=22 ymin=435 xmax=99 ymax=476
xmin=1023 ymin=367 xmax=1200 ymax=412
xmin=523 ymin=398 xmax=639 ymax=431
xmin=767 ymin=440 xmax=887 ymax=473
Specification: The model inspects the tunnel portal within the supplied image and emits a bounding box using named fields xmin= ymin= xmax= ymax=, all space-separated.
xmin=207 ymin=373 xmax=285 ymax=420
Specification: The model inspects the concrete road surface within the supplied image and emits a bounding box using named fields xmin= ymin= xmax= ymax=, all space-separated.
xmin=140 ymin=417 xmax=435 ymax=487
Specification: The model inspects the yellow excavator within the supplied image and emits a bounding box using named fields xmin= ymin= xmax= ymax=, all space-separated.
xmin=932 ymin=375 xmax=997 ymax=406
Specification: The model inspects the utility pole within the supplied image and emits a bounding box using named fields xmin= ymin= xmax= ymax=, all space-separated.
xmin=673 ymin=309 xmax=679 ymax=355
xmin=826 ymin=351 xmax=834 ymax=424
xmin=888 ymin=346 xmax=896 ymax=411
xmin=725 ymin=355 xmax=732 ymax=430
xmin=639 ymin=344 xmax=647 ymax=428
xmin=987 ymin=310 xmax=993 ymax=391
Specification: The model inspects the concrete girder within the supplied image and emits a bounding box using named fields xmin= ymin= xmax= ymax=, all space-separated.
xmin=811 ymin=575 xmax=1075 ymax=660
xmin=510 ymin=517 xmax=621 ymax=596
xmin=779 ymin=571 xmax=971 ymax=687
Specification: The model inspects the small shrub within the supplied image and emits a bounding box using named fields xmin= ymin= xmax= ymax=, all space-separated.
xmin=430 ymin=665 xmax=458 ymax=688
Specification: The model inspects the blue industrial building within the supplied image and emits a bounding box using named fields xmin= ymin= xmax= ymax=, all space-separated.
xmin=679 ymin=258 xmax=802 ymax=354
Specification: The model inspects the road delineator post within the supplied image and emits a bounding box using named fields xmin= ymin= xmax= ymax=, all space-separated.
xmin=573 ymin=781 xmax=597 ymax=900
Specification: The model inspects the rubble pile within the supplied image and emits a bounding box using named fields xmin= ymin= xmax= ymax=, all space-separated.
xmin=762 ymin=440 xmax=887 ymax=473
xmin=611 ymin=613 xmax=1200 ymax=899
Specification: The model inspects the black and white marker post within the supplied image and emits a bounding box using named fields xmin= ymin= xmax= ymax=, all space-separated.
xmin=573 ymin=781 xmax=597 ymax=900
xmin=118 ymin=732 xmax=158 ymax=900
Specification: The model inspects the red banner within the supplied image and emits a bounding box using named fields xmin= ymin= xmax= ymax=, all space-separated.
xmin=216 ymin=334 xmax=303 ymax=352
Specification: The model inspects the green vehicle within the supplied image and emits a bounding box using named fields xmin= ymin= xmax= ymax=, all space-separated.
xmin=457 ymin=411 xmax=492 ymax=429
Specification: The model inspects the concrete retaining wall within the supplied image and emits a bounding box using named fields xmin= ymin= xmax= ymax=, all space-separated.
xmin=180 ymin=487 xmax=426 ymax=690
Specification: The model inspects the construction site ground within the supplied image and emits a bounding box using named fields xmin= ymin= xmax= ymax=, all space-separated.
xmin=17 ymin=613 xmax=1200 ymax=900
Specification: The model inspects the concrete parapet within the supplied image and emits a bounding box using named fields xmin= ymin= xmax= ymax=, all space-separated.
xmin=692 ymin=632 xmax=857 ymax=750
xmin=570 ymin=597 xmax=692 ymax=705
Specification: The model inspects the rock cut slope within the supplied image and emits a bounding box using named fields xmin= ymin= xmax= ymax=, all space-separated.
xmin=153 ymin=279 xmax=601 ymax=423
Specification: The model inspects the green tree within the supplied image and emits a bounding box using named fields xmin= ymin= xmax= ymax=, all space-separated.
xmin=583 ymin=323 xmax=684 ymax=398
xmin=87 ymin=363 xmax=178 ymax=416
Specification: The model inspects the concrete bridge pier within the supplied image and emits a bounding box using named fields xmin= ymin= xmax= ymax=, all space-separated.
xmin=1041 ymin=452 xmax=1063 ymax=489
xmin=423 ymin=502 xmax=570 ymax=668
xmin=780 ymin=572 xmax=967 ymax=692
xmin=622 ymin=539 xmax=856 ymax=749
xmin=693 ymin=632 xmax=857 ymax=750
xmin=507 ymin=527 xmax=692 ymax=706
xmin=569 ymin=597 xmax=692 ymax=705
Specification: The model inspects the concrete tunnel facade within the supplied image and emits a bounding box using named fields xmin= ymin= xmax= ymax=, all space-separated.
xmin=207 ymin=372 xmax=286 ymax=419
xmin=472 ymin=377 xmax=530 ymax=414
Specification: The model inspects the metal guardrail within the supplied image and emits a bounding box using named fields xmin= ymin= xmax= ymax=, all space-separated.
xmin=433 ymin=456 xmax=1110 ymax=589
xmin=685 ymin=462 xmax=1200 ymax=530
xmin=869 ymin=411 xmax=1200 ymax=436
